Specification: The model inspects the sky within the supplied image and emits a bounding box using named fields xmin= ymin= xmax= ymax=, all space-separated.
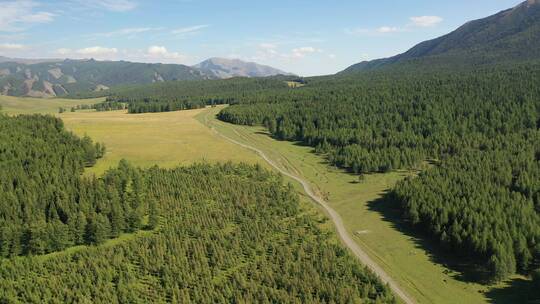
xmin=0 ymin=0 xmax=525 ymax=76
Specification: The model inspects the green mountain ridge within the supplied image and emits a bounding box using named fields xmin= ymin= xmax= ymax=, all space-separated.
xmin=343 ymin=0 xmax=540 ymax=73
xmin=0 ymin=57 xmax=295 ymax=98
xmin=0 ymin=59 xmax=211 ymax=97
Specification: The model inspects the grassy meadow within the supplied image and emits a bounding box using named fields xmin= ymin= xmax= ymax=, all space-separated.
xmin=60 ymin=108 xmax=264 ymax=175
xmin=0 ymin=95 xmax=104 ymax=115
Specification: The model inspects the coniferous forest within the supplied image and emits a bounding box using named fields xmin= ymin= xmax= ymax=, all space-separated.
xmin=0 ymin=113 xmax=394 ymax=303
xmin=217 ymin=64 xmax=540 ymax=282
xmin=4 ymin=1 xmax=540 ymax=302
xmin=173 ymin=63 xmax=539 ymax=282
xmin=103 ymin=77 xmax=292 ymax=114
xmin=91 ymin=63 xmax=540 ymax=282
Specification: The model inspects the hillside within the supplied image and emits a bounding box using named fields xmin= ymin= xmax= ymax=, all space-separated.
xmin=343 ymin=0 xmax=540 ymax=72
xmin=0 ymin=59 xmax=210 ymax=97
xmin=194 ymin=57 xmax=292 ymax=78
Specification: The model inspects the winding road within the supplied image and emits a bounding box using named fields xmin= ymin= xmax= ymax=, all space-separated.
xmin=204 ymin=112 xmax=415 ymax=304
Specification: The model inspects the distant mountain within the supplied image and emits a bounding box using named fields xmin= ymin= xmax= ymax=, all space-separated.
xmin=0 ymin=56 xmax=293 ymax=97
xmin=0 ymin=56 xmax=63 ymax=65
xmin=194 ymin=57 xmax=293 ymax=78
xmin=343 ymin=0 xmax=540 ymax=73
xmin=0 ymin=59 xmax=210 ymax=97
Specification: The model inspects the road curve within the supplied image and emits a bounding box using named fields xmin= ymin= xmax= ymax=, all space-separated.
xmin=208 ymin=121 xmax=416 ymax=304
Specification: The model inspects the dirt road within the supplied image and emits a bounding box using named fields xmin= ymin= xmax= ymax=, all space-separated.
xmin=206 ymin=118 xmax=416 ymax=304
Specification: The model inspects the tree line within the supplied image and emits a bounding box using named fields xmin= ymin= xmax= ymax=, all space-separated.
xmin=90 ymin=76 xmax=295 ymax=113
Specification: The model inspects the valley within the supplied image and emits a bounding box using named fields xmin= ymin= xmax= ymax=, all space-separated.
xmin=198 ymin=107 xmax=529 ymax=304
xmin=1 ymin=1 xmax=540 ymax=302
xmin=3 ymin=95 xmax=528 ymax=302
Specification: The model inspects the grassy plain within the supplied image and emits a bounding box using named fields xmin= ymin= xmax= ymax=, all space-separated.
xmin=60 ymin=108 xmax=264 ymax=175
xmin=198 ymin=106 xmax=527 ymax=304
xmin=0 ymin=95 xmax=104 ymax=115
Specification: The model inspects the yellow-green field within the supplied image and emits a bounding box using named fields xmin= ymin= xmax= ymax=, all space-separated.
xmin=0 ymin=95 xmax=104 ymax=115
xmin=60 ymin=108 xmax=264 ymax=175
xmin=285 ymin=81 xmax=305 ymax=88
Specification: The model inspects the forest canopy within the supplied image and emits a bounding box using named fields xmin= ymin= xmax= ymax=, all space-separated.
xmin=0 ymin=113 xmax=395 ymax=303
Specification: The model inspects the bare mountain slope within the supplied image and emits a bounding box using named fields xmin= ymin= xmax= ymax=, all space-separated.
xmin=194 ymin=57 xmax=293 ymax=78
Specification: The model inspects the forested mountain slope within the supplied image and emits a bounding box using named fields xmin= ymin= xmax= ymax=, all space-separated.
xmin=0 ymin=59 xmax=209 ymax=98
xmin=0 ymin=57 xmax=293 ymax=98
xmin=343 ymin=0 xmax=540 ymax=72
xmin=97 ymin=76 xmax=294 ymax=113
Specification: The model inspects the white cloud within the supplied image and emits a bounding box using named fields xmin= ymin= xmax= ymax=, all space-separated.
xmin=53 ymin=45 xmax=189 ymax=63
xmin=144 ymin=45 xmax=187 ymax=62
xmin=252 ymin=43 xmax=322 ymax=62
xmin=346 ymin=16 xmax=442 ymax=37
xmin=56 ymin=48 xmax=72 ymax=55
xmin=0 ymin=0 xmax=55 ymax=32
xmin=76 ymin=46 xmax=118 ymax=56
xmin=146 ymin=46 xmax=168 ymax=56
xmin=377 ymin=26 xmax=402 ymax=33
xmin=346 ymin=26 xmax=403 ymax=36
xmin=290 ymin=46 xmax=318 ymax=58
xmin=18 ymin=11 xmax=54 ymax=23
xmin=171 ymin=24 xmax=209 ymax=36
xmin=259 ymin=43 xmax=277 ymax=50
xmin=0 ymin=43 xmax=26 ymax=50
xmin=410 ymin=16 xmax=443 ymax=27
xmin=89 ymin=27 xmax=158 ymax=38
xmin=280 ymin=46 xmax=323 ymax=60
xmin=75 ymin=0 xmax=138 ymax=12
xmin=328 ymin=54 xmax=336 ymax=59
xmin=55 ymin=46 xmax=119 ymax=60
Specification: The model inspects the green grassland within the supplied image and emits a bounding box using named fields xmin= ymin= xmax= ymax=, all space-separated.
xmin=197 ymin=106 xmax=527 ymax=304
xmin=0 ymin=95 xmax=104 ymax=115
xmin=60 ymin=108 xmax=264 ymax=175
xmin=286 ymin=81 xmax=305 ymax=88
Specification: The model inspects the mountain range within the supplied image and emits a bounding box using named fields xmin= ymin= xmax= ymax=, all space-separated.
xmin=0 ymin=57 xmax=291 ymax=97
xmin=2 ymin=0 xmax=539 ymax=97
xmin=194 ymin=57 xmax=292 ymax=79
xmin=343 ymin=0 xmax=540 ymax=73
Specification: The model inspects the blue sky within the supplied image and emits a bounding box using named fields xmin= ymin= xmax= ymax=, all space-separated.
xmin=0 ymin=0 xmax=524 ymax=75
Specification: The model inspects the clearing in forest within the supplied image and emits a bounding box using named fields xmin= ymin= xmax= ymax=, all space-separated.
xmin=60 ymin=108 xmax=263 ymax=175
